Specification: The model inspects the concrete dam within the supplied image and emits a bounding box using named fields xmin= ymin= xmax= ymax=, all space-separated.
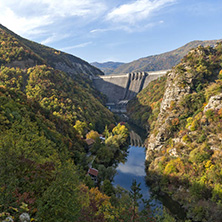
xmin=92 ymin=70 xmax=168 ymax=111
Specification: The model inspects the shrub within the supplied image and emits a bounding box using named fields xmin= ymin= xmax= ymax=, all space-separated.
xmin=205 ymin=109 xmax=214 ymax=119
xmin=182 ymin=135 xmax=191 ymax=143
xmin=189 ymin=148 xmax=211 ymax=163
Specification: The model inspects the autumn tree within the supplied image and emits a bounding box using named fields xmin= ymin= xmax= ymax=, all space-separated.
xmin=86 ymin=130 xmax=100 ymax=140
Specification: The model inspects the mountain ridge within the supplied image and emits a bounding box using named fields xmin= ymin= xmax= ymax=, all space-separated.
xmin=93 ymin=39 xmax=221 ymax=75
xmin=90 ymin=61 xmax=124 ymax=75
xmin=0 ymin=23 xmax=104 ymax=77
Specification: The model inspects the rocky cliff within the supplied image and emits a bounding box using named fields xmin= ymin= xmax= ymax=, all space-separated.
xmin=142 ymin=43 xmax=222 ymax=221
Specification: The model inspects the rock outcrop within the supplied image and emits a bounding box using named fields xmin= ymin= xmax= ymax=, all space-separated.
xmin=145 ymin=66 xmax=192 ymax=158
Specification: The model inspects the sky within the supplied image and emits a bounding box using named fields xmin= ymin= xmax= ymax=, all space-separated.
xmin=0 ymin=0 xmax=222 ymax=63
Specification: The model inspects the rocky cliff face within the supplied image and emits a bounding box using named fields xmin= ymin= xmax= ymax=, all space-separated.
xmin=145 ymin=43 xmax=222 ymax=221
xmin=145 ymin=45 xmax=222 ymax=159
xmin=146 ymin=67 xmax=192 ymax=155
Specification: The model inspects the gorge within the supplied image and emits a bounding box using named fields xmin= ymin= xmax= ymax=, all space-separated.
xmin=1 ymin=22 xmax=222 ymax=222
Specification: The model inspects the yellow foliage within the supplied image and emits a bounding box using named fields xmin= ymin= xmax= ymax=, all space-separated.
xmin=164 ymin=158 xmax=184 ymax=175
xmin=86 ymin=130 xmax=100 ymax=140
xmin=186 ymin=117 xmax=193 ymax=129
xmin=78 ymin=184 xmax=113 ymax=220
xmin=205 ymin=160 xmax=212 ymax=168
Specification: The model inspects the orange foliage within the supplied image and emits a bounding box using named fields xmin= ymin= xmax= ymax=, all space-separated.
xmin=78 ymin=184 xmax=111 ymax=222
xmin=172 ymin=118 xmax=180 ymax=126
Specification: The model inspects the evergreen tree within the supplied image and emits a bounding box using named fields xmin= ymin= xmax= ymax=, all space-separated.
xmin=130 ymin=179 xmax=143 ymax=222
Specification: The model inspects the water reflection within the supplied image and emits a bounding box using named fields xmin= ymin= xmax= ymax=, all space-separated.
xmin=114 ymin=128 xmax=186 ymax=220
xmin=117 ymin=147 xmax=146 ymax=177
xmin=114 ymin=145 xmax=152 ymax=203
xmin=129 ymin=131 xmax=144 ymax=147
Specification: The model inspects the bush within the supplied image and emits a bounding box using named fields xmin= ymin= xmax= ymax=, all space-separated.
xmin=189 ymin=148 xmax=211 ymax=163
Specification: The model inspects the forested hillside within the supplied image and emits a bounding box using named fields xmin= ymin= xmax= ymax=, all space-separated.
xmin=112 ymin=40 xmax=220 ymax=74
xmin=0 ymin=25 xmax=157 ymax=221
xmin=128 ymin=43 xmax=222 ymax=221
xmin=0 ymin=24 xmax=103 ymax=77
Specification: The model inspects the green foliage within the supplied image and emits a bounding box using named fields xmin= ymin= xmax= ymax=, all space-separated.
xmin=0 ymin=25 xmax=156 ymax=222
xmin=127 ymin=76 xmax=167 ymax=129
xmin=129 ymin=180 xmax=143 ymax=222
xmin=102 ymin=180 xmax=115 ymax=197
xmin=0 ymin=29 xmax=43 ymax=65
xmin=155 ymin=208 xmax=177 ymax=222
xmin=189 ymin=147 xmax=211 ymax=164
xmin=25 ymin=65 xmax=114 ymax=129
xmin=36 ymin=163 xmax=81 ymax=222
xmin=92 ymin=123 xmax=129 ymax=172
xmin=146 ymin=43 xmax=222 ymax=222
xmin=205 ymin=80 xmax=222 ymax=101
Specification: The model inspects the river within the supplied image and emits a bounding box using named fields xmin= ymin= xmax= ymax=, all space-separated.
xmin=113 ymin=129 xmax=187 ymax=221
xmin=113 ymin=144 xmax=161 ymax=210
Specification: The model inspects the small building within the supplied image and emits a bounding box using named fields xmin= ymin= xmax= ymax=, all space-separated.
xmin=99 ymin=134 xmax=106 ymax=141
xmin=87 ymin=168 xmax=99 ymax=183
xmin=85 ymin=138 xmax=95 ymax=150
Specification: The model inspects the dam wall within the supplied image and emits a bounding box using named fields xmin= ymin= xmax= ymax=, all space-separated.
xmin=92 ymin=70 xmax=169 ymax=104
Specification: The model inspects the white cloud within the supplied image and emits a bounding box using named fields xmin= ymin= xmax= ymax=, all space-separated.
xmin=106 ymin=0 xmax=176 ymax=24
xmin=41 ymin=33 xmax=70 ymax=45
xmin=0 ymin=0 xmax=107 ymax=37
xmin=90 ymin=28 xmax=110 ymax=34
xmin=0 ymin=5 xmax=52 ymax=36
xmin=61 ymin=42 xmax=92 ymax=51
xmin=117 ymin=163 xmax=146 ymax=177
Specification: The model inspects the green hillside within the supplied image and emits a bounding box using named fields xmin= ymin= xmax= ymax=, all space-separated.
xmin=0 ymin=24 xmax=103 ymax=77
xmin=0 ymin=25 xmax=155 ymax=222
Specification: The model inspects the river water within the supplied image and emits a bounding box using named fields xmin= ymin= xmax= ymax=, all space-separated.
xmin=113 ymin=145 xmax=161 ymax=210
xmin=113 ymin=130 xmax=187 ymax=220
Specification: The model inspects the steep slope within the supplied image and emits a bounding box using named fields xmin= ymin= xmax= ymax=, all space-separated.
xmin=91 ymin=61 xmax=125 ymax=75
xmin=0 ymin=25 xmax=159 ymax=222
xmin=141 ymin=43 xmax=222 ymax=221
xmin=0 ymin=26 xmax=114 ymax=130
xmin=0 ymin=24 xmax=103 ymax=77
xmin=127 ymin=75 xmax=167 ymax=130
xmin=113 ymin=40 xmax=221 ymax=74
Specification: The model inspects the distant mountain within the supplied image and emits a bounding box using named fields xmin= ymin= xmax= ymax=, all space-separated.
xmin=112 ymin=40 xmax=221 ymax=74
xmin=0 ymin=24 xmax=103 ymax=77
xmin=91 ymin=61 xmax=124 ymax=75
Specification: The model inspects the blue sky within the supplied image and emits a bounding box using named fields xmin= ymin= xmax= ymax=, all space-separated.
xmin=0 ymin=0 xmax=222 ymax=63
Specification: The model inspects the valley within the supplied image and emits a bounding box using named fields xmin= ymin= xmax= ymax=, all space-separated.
xmin=1 ymin=22 xmax=222 ymax=222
